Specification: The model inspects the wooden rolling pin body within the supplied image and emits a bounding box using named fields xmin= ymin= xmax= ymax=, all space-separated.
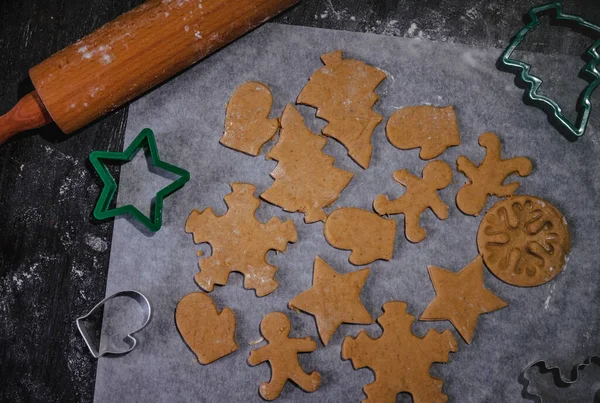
xmin=5 ymin=0 xmax=298 ymax=139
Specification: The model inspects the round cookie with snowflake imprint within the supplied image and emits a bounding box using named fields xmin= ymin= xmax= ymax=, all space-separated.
xmin=477 ymin=195 xmax=570 ymax=287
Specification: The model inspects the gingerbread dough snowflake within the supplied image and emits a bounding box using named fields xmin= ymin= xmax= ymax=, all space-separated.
xmin=297 ymin=50 xmax=387 ymax=169
xmin=220 ymin=81 xmax=280 ymax=156
xmin=456 ymin=132 xmax=533 ymax=216
xmin=374 ymin=160 xmax=452 ymax=243
xmin=261 ymin=104 xmax=354 ymax=223
xmin=185 ymin=183 xmax=297 ymax=297
xmin=342 ymin=301 xmax=458 ymax=403
xmin=248 ymin=312 xmax=321 ymax=400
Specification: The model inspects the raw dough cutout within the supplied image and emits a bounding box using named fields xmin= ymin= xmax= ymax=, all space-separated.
xmin=420 ymin=256 xmax=507 ymax=344
xmin=456 ymin=132 xmax=532 ymax=216
xmin=261 ymin=104 xmax=354 ymax=223
xmin=342 ymin=301 xmax=458 ymax=403
xmin=288 ymin=256 xmax=373 ymax=345
xmin=374 ymin=160 xmax=452 ymax=243
xmin=185 ymin=183 xmax=297 ymax=297
xmin=297 ymin=50 xmax=387 ymax=169
xmin=248 ymin=312 xmax=321 ymax=400
xmin=220 ymin=81 xmax=279 ymax=156
xmin=386 ymin=105 xmax=460 ymax=160
xmin=324 ymin=207 xmax=396 ymax=265
xmin=175 ymin=292 xmax=238 ymax=364
xmin=477 ymin=195 xmax=571 ymax=287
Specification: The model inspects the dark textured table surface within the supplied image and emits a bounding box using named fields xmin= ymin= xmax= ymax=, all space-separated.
xmin=1 ymin=1 xmax=598 ymax=402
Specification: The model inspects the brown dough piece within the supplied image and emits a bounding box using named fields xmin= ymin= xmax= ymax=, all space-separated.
xmin=456 ymin=132 xmax=533 ymax=216
xmin=185 ymin=183 xmax=297 ymax=297
xmin=288 ymin=256 xmax=373 ymax=345
xmin=374 ymin=160 xmax=452 ymax=243
xmin=175 ymin=292 xmax=238 ymax=364
xmin=386 ymin=105 xmax=461 ymax=160
xmin=297 ymin=50 xmax=387 ymax=169
xmin=324 ymin=207 xmax=396 ymax=265
xmin=248 ymin=312 xmax=321 ymax=400
xmin=419 ymin=256 xmax=507 ymax=344
xmin=261 ymin=104 xmax=354 ymax=223
xmin=342 ymin=301 xmax=458 ymax=403
xmin=220 ymin=81 xmax=280 ymax=156
xmin=477 ymin=195 xmax=571 ymax=287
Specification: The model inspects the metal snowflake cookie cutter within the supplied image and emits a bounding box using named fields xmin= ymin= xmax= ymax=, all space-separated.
xmin=89 ymin=128 xmax=191 ymax=232
xmin=520 ymin=355 xmax=600 ymax=402
xmin=76 ymin=290 xmax=151 ymax=358
xmin=499 ymin=2 xmax=600 ymax=139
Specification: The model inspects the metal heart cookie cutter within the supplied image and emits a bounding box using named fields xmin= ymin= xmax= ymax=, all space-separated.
xmin=76 ymin=290 xmax=152 ymax=358
xmin=520 ymin=355 xmax=600 ymax=402
xmin=499 ymin=2 xmax=600 ymax=139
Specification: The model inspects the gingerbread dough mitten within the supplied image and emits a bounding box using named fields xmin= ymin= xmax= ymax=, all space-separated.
xmin=387 ymin=105 xmax=461 ymax=160
xmin=248 ymin=312 xmax=321 ymax=400
xmin=456 ymin=132 xmax=532 ymax=216
xmin=175 ymin=292 xmax=238 ymax=364
xmin=185 ymin=183 xmax=297 ymax=297
xmin=297 ymin=50 xmax=387 ymax=169
xmin=261 ymin=104 xmax=354 ymax=223
xmin=477 ymin=196 xmax=571 ymax=287
xmin=220 ymin=81 xmax=280 ymax=156
xmin=324 ymin=207 xmax=396 ymax=265
xmin=342 ymin=302 xmax=458 ymax=403
xmin=374 ymin=160 xmax=452 ymax=243
xmin=420 ymin=256 xmax=507 ymax=343
xmin=288 ymin=257 xmax=374 ymax=345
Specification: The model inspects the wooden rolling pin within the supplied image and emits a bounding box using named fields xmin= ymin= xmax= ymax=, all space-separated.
xmin=0 ymin=0 xmax=299 ymax=144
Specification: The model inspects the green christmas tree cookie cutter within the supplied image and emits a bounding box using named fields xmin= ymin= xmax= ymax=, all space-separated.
xmin=499 ymin=2 xmax=600 ymax=139
xmin=90 ymin=128 xmax=190 ymax=232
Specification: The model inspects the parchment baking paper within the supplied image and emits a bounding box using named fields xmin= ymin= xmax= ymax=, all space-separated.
xmin=94 ymin=23 xmax=600 ymax=402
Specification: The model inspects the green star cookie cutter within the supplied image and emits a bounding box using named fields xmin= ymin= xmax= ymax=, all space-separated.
xmin=499 ymin=2 xmax=600 ymax=139
xmin=90 ymin=128 xmax=190 ymax=232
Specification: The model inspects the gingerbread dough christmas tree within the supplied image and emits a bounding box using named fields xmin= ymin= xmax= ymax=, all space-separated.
xmin=374 ymin=160 xmax=452 ymax=243
xmin=220 ymin=81 xmax=280 ymax=156
xmin=175 ymin=292 xmax=238 ymax=364
xmin=297 ymin=50 xmax=387 ymax=169
xmin=261 ymin=104 xmax=354 ymax=223
xmin=185 ymin=183 xmax=297 ymax=297
xmin=248 ymin=312 xmax=321 ymax=400
xmin=420 ymin=256 xmax=507 ymax=343
xmin=342 ymin=301 xmax=458 ymax=403
xmin=456 ymin=132 xmax=532 ymax=216
xmin=289 ymin=257 xmax=373 ymax=345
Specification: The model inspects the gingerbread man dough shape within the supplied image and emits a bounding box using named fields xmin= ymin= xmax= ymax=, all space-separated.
xmin=175 ymin=292 xmax=238 ymax=364
xmin=248 ymin=312 xmax=321 ymax=400
xmin=297 ymin=50 xmax=387 ymax=169
xmin=342 ymin=301 xmax=458 ymax=403
xmin=185 ymin=183 xmax=297 ymax=297
xmin=386 ymin=105 xmax=461 ymax=160
xmin=374 ymin=160 xmax=452 ymax=243
xmin=456 ymin=132 xmax=532 ymax=216
xmin=220 ymin=81 xmax=280 ymax=156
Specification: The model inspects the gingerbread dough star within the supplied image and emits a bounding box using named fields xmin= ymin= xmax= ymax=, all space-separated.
xmin=420 ymin=256 xmax=507 ymax=344
xmin=289 ymin=257 xmax=374 ymax=345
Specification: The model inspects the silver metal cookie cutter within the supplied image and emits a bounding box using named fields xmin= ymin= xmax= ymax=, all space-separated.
xmin=76 ymin=290 xmax=152 ymax=358
xmin=520 ymin=355 xmax=600 ymax=402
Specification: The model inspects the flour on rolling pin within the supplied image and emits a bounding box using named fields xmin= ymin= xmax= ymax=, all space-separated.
xmin=0 ymin=0 xmax=299 ymax=143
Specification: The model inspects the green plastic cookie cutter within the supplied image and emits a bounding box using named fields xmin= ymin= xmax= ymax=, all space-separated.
xmin=90 ymin=128 xmax=190 ymax=232
xmin=499 ymin=2 xmax=600 ymax=139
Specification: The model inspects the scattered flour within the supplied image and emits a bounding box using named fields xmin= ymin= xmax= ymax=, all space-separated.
xmin=84 ymin=234 xmax=108 ymax=253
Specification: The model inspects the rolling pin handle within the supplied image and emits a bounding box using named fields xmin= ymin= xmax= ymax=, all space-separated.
xmin=0 ymin=91 xmax=53 ymax=145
